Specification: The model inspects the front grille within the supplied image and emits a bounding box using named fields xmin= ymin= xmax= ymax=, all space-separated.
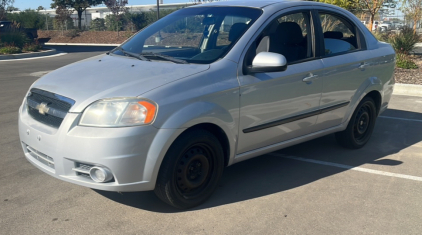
xmin=26 ymin=89 xmax=75 ymax=128
xmin=26 ymin=144 xmax=55 ymax=169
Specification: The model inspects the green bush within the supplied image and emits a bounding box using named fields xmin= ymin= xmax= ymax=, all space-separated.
xmin=373 ymin=31 xmax=395 ymax=42
xmin=0 ymin=31 xmax=29 ymax=48
xmin=389 ymin=27 xmax=421 ymax=54
xmin=64 ymin=29 xmax=80 ymax=38
xmin=53 ymin=17 xmax=74 ymax=31
xmin=91 ymin=18 xmax=106 ymax=31
xmin=396 ymin=53 xmax=418 ymax=69
xmin=0 ymin=45 xmax=22 ymax=54
xmin=6 ymin=10 xmax=46 ymax=29
xmin=22 ymin=42 xmax=42 ymax=52
xmin=105 ymin=14 xmax=127 ymax=31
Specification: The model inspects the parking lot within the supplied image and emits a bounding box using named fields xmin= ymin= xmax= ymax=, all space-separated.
xmin=1 ymin=47 xmax=422 ymax=234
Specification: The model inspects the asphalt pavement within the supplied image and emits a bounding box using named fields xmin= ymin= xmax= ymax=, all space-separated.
xmin=1 ymin=48 xmax=422 ymax=234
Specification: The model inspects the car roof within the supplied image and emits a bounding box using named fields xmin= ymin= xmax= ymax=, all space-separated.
xmin=189 ymin=0 xmax=295 ymax=9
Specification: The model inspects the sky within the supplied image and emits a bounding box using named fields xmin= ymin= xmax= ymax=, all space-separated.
xmin=12 ymin=0 xmax=189 ymax=10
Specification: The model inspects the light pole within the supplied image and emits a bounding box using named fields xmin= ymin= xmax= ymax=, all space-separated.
xmin=45 ymin=9 xmax=49 ymax=30
xmin=156 ymin=0 xmax=161 ymax=42
xmin=157 ymin=0 xmax=159 ymax=20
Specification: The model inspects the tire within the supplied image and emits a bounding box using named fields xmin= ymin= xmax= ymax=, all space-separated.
xmin=335 ymin=97 xmax=377 ymax=149
xmin=154 ymin=129 xmax=224 ymax=209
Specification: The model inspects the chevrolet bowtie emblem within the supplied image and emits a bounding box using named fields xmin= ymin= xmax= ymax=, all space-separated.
xmin=36 ymin=102 xmax=50 ymax=115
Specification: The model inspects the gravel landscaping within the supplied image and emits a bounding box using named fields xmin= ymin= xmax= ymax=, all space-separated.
xmin=38 ymin=30 xmax=135 ymax=44
xmin=395 ymin=55 xmax=422 ymax=85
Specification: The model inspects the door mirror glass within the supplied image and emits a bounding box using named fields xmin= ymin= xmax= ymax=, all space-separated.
xmin=246 ymin=52 xmax=287 ymax=74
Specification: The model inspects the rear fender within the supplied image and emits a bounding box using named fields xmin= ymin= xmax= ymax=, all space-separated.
xmin=341 ymin=76 xmax=383 ymax=128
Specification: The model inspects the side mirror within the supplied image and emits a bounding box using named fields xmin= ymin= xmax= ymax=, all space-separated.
xmin=246 ymin=52 xmax=287 ymax=74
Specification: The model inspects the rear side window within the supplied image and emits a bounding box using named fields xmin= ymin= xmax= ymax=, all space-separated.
xmin=318 ymin=12 xmax=359 ymax=55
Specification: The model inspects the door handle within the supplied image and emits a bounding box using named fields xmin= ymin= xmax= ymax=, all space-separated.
xmin=359 ymin=62 xmax=370 ymax=70
xmin=303 ymin=73 xmax=318 ymax=84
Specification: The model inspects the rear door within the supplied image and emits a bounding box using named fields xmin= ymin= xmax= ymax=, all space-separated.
xmin=314 ymin=10 xmax=371 ymax=130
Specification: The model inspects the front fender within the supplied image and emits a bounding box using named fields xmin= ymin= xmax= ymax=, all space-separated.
xmin=158 ymin=101 xmax=238 ymax=164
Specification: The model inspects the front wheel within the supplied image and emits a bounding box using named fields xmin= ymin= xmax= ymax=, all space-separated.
xmin=154 ymin=129 xmax=224 ymax=209
xmin=335 ymin=97 xmax=377 ymax=149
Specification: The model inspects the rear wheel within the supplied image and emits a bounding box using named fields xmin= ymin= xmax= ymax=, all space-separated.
xmin=335 ymin=97 xmax=377 ymax=149
xmin=154 ymin=129 xmax=224 ymax=209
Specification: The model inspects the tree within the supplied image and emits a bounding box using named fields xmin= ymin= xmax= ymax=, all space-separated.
xmin=104 ymin=0 xmax=128 ymax=35
xmin=6 ymin=5 xmax=18 ymax=12
xmin=400 ymin=0 xmax=422 ymax=32
xmin=51 ymin=0 xmax=102 ymax=30
xmin=37 ymin=6 xmax=45 ymax=11
xmin=6 ymin=9 xmax=47 ymax=29
xmin=315 ymin=0 xmax=361 ymax=12
xmin=359 ymin=0 xmax=386 ymax=31
xmin=55 ymin=5 xmax=74 ymax=34
xmin=0 ymin=0 xmax=14 ymax=20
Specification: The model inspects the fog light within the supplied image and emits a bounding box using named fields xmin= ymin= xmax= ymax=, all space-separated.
xmin=89 ymin=166 xmax=113 ymax=183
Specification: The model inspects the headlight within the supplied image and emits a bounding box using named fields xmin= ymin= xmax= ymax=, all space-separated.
xmin=79 ymin=98 xmax=157 ymax=127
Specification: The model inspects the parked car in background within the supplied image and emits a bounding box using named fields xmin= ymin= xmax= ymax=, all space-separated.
xmin=372 ymin=21 xmax=380 ymax=31
xmin=379 ymin=22 xmax=393 ymax=31
xmin=0 ymin=21 xmax=38 ymax=41
xmin=394 ymin=22 xmax=405 ymax=29
xmin=18 ymin=0 xmax=395 ymax=209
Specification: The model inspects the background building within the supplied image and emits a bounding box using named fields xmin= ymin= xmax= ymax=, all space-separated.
xmin=36 ymin=3 xmax=194 ymax=28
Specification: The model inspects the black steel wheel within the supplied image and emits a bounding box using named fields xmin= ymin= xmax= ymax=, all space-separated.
xmin=154 ymin=129 xmax=224 ymax=209
xmin=336 ymin=97 xmax=377 ymax=149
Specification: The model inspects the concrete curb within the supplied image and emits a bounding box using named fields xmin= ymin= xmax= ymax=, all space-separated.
xmin=393 ymin=83 xmax=422 ymax=97
xmin=0 ymin=49 xmax=58 ymax=60
xmin=411 ymin=43 xmax=422 ymax=55
xmin=44 ymin=43 xmax=120 ymax=46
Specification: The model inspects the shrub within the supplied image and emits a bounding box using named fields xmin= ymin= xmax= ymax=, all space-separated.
xmin=64 ymin=29 xmax=80 ymax=38
xmin=52 ymin=17 xmax=74 ymax=31
xmin=389 ymin=27 xmax=421 ymax=54
xmin=91 ymin=18 xmax=106 ymax=31
xmin=105 ymin=14 xmax=126 ymax=31
xmin=6 ymin=10 xmax=46 ymax=29
xmin=22 ymin=42 xmax=43 ymax=52
xmin=396 ymin=53 xmax=418 ymax=69
xmin=373 ymin=31 xmax=395 ymax=42
xmin=0 ymin=31 xmax=28 ymax=48
xmin=0 ymin=45 xmax=22 ymax=54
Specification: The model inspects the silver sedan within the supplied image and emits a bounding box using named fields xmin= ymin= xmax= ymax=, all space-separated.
xmin=18 ymin=0 xmax=395 ymax=209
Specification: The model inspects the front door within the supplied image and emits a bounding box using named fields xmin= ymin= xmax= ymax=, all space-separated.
xmin=236 ymin=10 xmax=324 ymax=154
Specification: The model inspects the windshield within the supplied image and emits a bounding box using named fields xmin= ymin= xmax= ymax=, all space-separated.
xmin=113 ymin=7 xmax=262 ymax=64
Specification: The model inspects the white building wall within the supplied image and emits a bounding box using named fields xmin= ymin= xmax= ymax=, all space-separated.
xmin=38 ymin=3 xmax=195 ymax=27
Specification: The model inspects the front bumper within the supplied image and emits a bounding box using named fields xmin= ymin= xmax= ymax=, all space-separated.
xmin=18 ymin=103 xmax=182 ymax=192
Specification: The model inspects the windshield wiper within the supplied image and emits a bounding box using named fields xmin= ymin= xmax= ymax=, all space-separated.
xmin=140 ymin=52 xmax=188 ymax=64
xmin=113 ymin=47 xmax=150 ymax=61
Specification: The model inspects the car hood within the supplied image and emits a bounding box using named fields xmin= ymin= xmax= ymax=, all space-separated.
xmin=32 ymin=54 xmax=210 ymax=112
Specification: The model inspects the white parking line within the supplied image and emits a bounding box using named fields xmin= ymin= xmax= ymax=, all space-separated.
xmin=269 ymin=153 xmax=422 ymax=182
xmin=379 ymin=116 xmax=422 ymax=123
xmin=0 ymin=53 xmax=67 ymax=62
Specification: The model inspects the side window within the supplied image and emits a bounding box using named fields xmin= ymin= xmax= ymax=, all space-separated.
xmin=217 ymin=15 xmax=252 ymax=47
xmin=245 ymin=11 xmax=313 ymax=65
xmin=319 ymin=12 xmax=358 ymax=55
